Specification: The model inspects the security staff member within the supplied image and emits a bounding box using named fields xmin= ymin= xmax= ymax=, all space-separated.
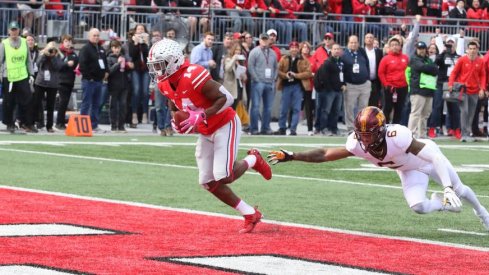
xmin=0 ymin=21 xmax=36 ymax=133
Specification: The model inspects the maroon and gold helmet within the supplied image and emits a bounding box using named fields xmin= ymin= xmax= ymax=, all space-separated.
xmin=354 ymin=106 xmax=387 ymax=152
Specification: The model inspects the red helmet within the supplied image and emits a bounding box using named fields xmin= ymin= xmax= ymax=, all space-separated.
xmin=354 ymin=106 xmax=386 ymax=152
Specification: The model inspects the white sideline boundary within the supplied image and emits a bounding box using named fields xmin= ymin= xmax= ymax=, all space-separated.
xmin=1 ymin=185 xmax=489 ymax=253
xmin=0 ymin=147 xmax=488 ymax=199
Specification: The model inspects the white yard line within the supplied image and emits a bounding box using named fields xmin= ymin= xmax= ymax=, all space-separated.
xmin=0 ymin=147 xmax=488 ymax=199
xmin=1 ymin=184 xmax=489 ymax=252
xmin=438 ymin=228 xmax=489 ymax=236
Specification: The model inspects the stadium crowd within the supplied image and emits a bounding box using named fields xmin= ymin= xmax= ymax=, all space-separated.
xmin=0 ymin=0 xmax=489 ymax=140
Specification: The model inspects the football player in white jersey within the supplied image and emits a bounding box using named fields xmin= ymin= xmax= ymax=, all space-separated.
xmin=268 ymin=106 xmax=489 ymax=230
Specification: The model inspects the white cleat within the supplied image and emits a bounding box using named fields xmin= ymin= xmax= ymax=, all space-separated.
xmin=431 ymin=192 xmax=462 ymax=213
xmin=473 ymin=209 xmax=489 ymax=231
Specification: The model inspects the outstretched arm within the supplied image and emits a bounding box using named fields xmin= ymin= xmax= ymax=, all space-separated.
xmin=268 ymin=147 xmax=353 ymax=165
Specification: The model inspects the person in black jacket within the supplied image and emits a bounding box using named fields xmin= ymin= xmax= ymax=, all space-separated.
xmin=448 ymin=0 xmax=468 ymax=26
xmin=78 ymin=28 xmax=109 ymax=131
xmin=127 ymin=24 xmax=150 ymax=127
xmin=313 ymin=43 xmax=346 ymax=135
xmin=56 ymin=34 xmax=79 ymax=130
xmin=107 ymin=40 xmax=133 ymax=133
xmin=407 ymin=41 xmax=439 ymax=139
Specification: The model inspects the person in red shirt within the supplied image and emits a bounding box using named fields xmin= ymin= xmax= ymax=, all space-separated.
xmin=448 ymin=41 xmax=487 ymax=142
xmin=224 ymin=0 xmax=267 ymax=33
xmin=378 ymin=38 xmax=409 ymax=124
xmin=147 ymin=38 xmax=272 ymax=234
xmin=311 ymin=32 xmax=334 ymax=73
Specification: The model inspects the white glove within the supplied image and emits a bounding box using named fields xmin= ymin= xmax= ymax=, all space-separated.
xmin=29 ymin=76 xmax=34 ymax=85
xmin=443 ymin=187 xmax=462 ymax=208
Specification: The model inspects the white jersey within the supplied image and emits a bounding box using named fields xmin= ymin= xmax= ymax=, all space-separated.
xmin=346 ymin=124 xmax=432 ymax=172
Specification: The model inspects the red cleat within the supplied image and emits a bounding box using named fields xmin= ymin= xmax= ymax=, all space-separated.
xmin=247 ymin=148 xmax=272 ymax=180
xmin=455 ymin=128 xmax=462 ymax=140
xmin=447 ymin=128 xmax=454 ymax=136
xmin=239 ymin=208 xmax=263 ymax=234
xmin=428 ymin=128 xmax=437 ymax=138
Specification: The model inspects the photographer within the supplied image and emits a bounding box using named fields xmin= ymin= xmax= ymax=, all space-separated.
xmin=223 ymin=43 xmax=247 ymax=110
xmin=33 ymin=41 xmax=63 ymax=132
xmin=127 ymin=24 xmax=150 ymax=127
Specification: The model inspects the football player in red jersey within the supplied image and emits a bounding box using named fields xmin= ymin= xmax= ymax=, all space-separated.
xmin=268 ymin=106 xmax=489 ymax=231
xmin=147 ymin=38 xmax=272 ymax=233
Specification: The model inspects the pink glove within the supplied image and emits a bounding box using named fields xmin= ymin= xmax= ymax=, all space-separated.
xmin=180 ymin=108 xmax=206 ymax=134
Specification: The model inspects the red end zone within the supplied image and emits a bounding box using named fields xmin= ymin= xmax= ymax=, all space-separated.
xmin=0 ymin=187 xmax=488 ymax=274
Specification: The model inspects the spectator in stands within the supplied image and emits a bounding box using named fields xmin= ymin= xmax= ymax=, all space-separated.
xmin=241 ymin=31 xmax=254 ymax=109
xmin=448 ymin=0 xmax=468 ymax=25
xmin=264 ymin=30 xmax=280 ymax=61
xmin=381 ymin=0 xmax=404 ymax=15
xmin=177 ymin=0 xmax=201 ymax=41
xmin=107 ymin=40 xmax=132 ymax=133
xmin=407 ymin=41 xmax=439 ymax=139
xmin=248 ymin=33 xmax=278 ymax=135
xmin=466 ymin=0 xmax=489 ymax=48
xmin=21 ymin=34 xmax=40 ymax=129
xmin=364 ymin=33 xmax=384 ymax=108
xmin=0 ymin=21 xmax=37 ymax=133
xmin=17 ymin=0 xmax=44 ymax=34
xmin=224 ymin=0 xmax=263 ymax=33
xmin=448 ymin=41 xmax=487 ymax=142
xmin=300 ymin=0 xmax=334 ymax=45
xmin=127 ymin=24 xmax=151 ymax=127
xmin=352 ymin=0 xmax=384 ymax=39
xmin=378 ymin=37 xmax=409 ymax=124
xmin=32 ymin=41 xmax=63 ymax=133
xmin=56 ymin=34 xmax=79 ymax=131
xmin=166 ymin=28 xmax=176 ymax=40
xmin=200 ymin=0 xmax=222 ymax=34
xmin=262 ymin=0 xmax=288 ymax=42
xmin=45 ymin=0 xmax=67 ymax=20
xmin=101 ymin=0 xmax=121 ymax=31
xmin=211 ymin=32 xmax=234 ymax=82
xmin=342 ymin=35 xmax=371 ymax=133
xmin=426 ymin=0 xmax=443 ymax=17
xmin=277 ymin=0 xmax=308 ymax=43
xmin=406 ymin=0 xmax=424 ymax=15
xmin=190 ymin=31 xmax=216 ymax=71
xmin=299 ymin=41 xmax=316 ymax=136
xmin=275 ymin=41 xmax=312 ymax=135
xmin=313 ymin=43 xmax=345 ymax=135
xmin=78 ymin=28 xmax=109 ymax=132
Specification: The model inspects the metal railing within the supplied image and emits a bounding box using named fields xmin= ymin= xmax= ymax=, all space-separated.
xmin=1 ymin=1 xmax=488 ymax=50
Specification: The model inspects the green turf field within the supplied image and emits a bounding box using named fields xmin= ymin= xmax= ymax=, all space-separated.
xmin=1 ymin=134 xmax=489 ymax=248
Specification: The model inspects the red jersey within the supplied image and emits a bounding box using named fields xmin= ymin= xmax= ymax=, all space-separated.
xmin=158 ymin=62 xmax=236 ymax=135
xmin=448 ymin=55 xmax=486 ymax=94
xmin=378 ymin=52 xmax=409 ymax=88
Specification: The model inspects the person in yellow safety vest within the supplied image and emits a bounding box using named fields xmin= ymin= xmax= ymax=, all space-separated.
xmin=0 ymin=21 xmax=37 ymax=133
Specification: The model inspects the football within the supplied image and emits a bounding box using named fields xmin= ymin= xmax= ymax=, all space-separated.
xmin=173 ymin=110 xmax=190 ymax=128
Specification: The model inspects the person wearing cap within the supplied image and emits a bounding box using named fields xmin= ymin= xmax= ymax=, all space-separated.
xmin=448 ymin=41 xmax=487 ymax=142
xmin=266 ymin=29 xmax=281 ymax=62
xmin=342 ymin=35 xmax=371 ymax=133
xmin=407 ymin=41 xmax=439 ymax=139
xmin=0 ymin=21 xmax=37 ymax=133
xmin=311 ymin=33 xmax=334 ymax=75
xmin=275 ymin=41 xmax=312 ymax=135
xmin=430 ymin=36 xmax=465 ymax=139
xmin=247 ymin=33 xmax=278 ymax=135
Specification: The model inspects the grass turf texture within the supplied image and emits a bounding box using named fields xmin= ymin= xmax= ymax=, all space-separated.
xmin=1 ymin=134 xmax=489 ymax=248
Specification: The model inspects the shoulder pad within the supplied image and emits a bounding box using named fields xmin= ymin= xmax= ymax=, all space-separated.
xmin=386 ymin=124 xmax=413 ymax=151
